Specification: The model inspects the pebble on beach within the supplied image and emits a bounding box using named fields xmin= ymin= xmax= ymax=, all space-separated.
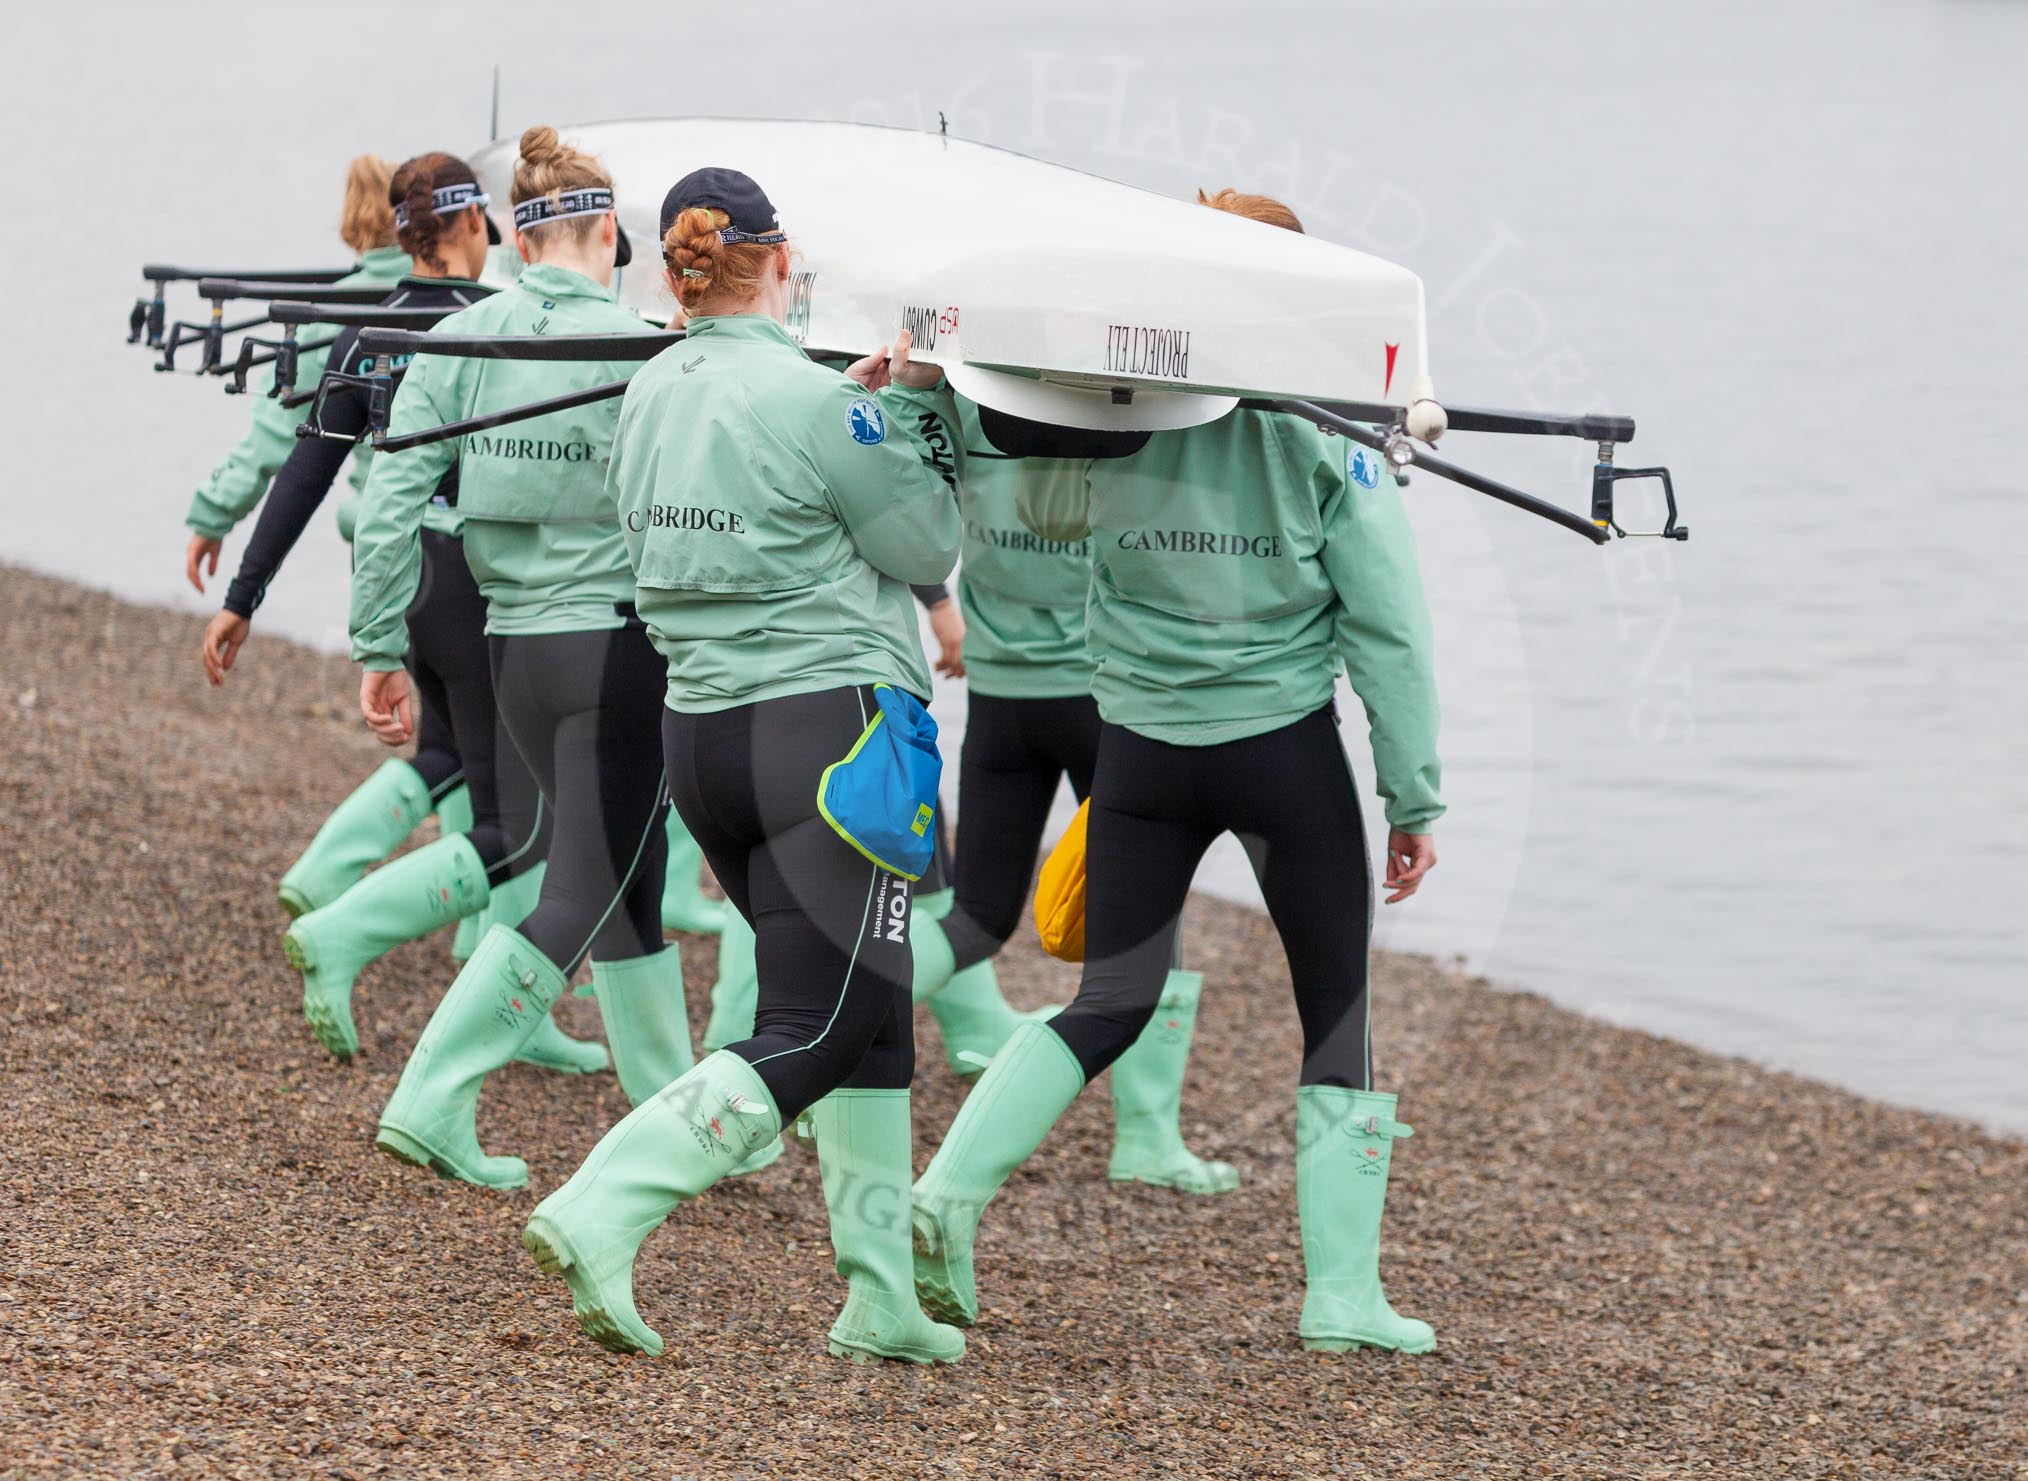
xmin=0 ymin=568 xmax=2022 ymax=1480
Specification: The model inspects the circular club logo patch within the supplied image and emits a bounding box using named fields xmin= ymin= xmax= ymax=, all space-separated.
xmin=1348 ymin=446 xmax=1382 ymax=490
xmin=845 ymin=397 xmax=887 ymax=445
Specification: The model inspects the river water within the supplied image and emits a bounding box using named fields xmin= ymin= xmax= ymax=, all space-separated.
xmin=4 ymin=0 xmax=2023 ymax=1129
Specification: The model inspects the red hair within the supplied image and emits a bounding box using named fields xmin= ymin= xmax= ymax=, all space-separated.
xmin=1197 ymin=187 xmax=1305 ymax=235
xmin=663 ymin=206 xmax=781 ymax=312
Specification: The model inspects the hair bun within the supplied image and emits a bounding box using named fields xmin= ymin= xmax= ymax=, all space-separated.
xmin=674 ymin=206 xmax=723 ymax=246
xmin=663 ymin=204 xmax=782 ymax=313
xmin=519 ymin=124 xmax=562 ymax=165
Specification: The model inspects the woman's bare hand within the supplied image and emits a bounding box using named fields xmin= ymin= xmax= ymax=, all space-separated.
xmin=927 ymin=599 xmax=966 ymax=678
xmin=887 ymin=327 xmax=943 ymax=389
xmin=847 ymin=328 xmax=944 ymax=393
xmin=845 ymin=341 xmax=894 ymax=392
xmin=359 ymin=668 xmax=415 ymax=747
xmin=200 ymin=611 xmax=250 ymax=687
xmin=186 ymin=535 xmax=222 ymax=594
xmin=1382 ymin=829 xmax=1436 ymax=903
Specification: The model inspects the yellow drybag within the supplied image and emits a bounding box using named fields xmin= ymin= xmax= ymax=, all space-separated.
xmin=1034 ymin=799 xmax=1091 ymax=962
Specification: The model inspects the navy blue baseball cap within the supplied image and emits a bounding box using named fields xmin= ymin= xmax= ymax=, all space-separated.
xmin=659 ymin=167 xmax=785 ymax=245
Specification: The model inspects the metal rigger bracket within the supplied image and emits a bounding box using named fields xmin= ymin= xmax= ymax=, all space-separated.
xmin=1262 ymin=398 xmax=1687 ymax=546
xmin=286 ymin=306 xmax=487 ymax=437
xmin=126 ymin=264 xmax=356 ymax=362
xmin=1590 ymin=441 xmax=1687 ymax=540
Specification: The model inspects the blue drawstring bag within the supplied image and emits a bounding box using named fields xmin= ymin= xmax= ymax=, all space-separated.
xmin=817 ymin=684 xmax=943 ymax=881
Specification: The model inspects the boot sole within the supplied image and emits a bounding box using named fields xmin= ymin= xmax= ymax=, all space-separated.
xmin=285 ymin=932 xmax=358 ymax=1060
xmin=1106 ymin=1168 xmax=1242 ymax=1196
xmin=827 ymin=1337 xmax=963 ymax=1366
xmin=1302 ymin=1333 xmax=1438 ymax=1355
xmin=510 ymin=1050 xmax=609 ymax=1076
xmin=374 ymin=1125 xmax=528 ymax=1191
xmin=910 ymin=1214 xmax=978 ymax=1329
xmin=277 ymin=883 xmax=315 ymax=920
xmin=913 ymin=1277 xmax=974 ymax=1329
xmin=522 ymin=1220 xmax=663 ymax=1357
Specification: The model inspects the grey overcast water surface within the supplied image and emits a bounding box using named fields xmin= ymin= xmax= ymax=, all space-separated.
xmin=4 ymin=1 xmax=2023 ymax=1129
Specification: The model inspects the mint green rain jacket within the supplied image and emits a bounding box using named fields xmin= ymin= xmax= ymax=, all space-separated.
xmin=183 ymin=245 xmax=411 ymax=542
xmin=952 ymin=398 xmax=1095 ymax=699
xmin=348 ymin=263 xmax=656 ymax=670
xmin=610 ymin=313 xmax=962 ymax=711
xmin=1076 ymin=408 xmax=1444 ymax=832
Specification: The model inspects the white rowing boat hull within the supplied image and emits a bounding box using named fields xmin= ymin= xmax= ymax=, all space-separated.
xmin=470 ymin=117 xmax=1428 ymax=428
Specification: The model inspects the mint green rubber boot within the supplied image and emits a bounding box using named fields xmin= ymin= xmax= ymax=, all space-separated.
xmin=592 ymin=949 xmax=693 ymax=1107
xmin=440 ymin=786 xmax=485 ymax=966
xmin=692 ymin=912 xmax=783 ymax=1174
xmin=462 ymin=865 xmax=607 ymax=1075
xmin=284 ymin=834 xmax=489 ymax=1059
xmin=926 ymin=962 xmax=1029 ymax=1081
xmin=448 ymin=825 xmax=516 ymax=967
xmin=1107 ymin=971 xmax=1239 ymax=1195
xmin=434 ymin=783 xmax=474 ymax=836
xmin=516 ymin=1011 xmax=610 ymax=1077
xmin=686 ymin=914 xmax=784 ymax=1175
xmin=1296 ymin=1087 xmax=1435 ymax=1354
xmin=277 ymin=759 xmax=435 ymax=918
xmin=910 ymin=1021 xmax=1086 ymax=1327
xmin=450 ymin=911 xmax=482 ymax=967
xmin=701 ymin=909 xmax=757 ymax=1052
xmin=909 ymin=913 xmax=957 ymax=1004
xmin=814 ymin=1090 xmax=966 ymax=1365
xmin=523 ymin=1050 xmax=781 ymax=1355
xmin=908 ymin=891 xmax=1030 ymax=1077
xmin=373 ymin=925 xmax=564 ymax=1189
xmin=487 ymin=860 xmax=546 ymax=932
xmin=660 ymin=811 xmax=726 ymax=935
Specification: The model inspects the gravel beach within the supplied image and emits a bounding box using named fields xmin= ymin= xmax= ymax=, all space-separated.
xmin=1 ymin=565 xmax=2022 ymax=1480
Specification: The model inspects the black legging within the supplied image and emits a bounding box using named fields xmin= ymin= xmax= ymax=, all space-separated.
xmin=490 ymin=621 xmax=668 ymax=974
xmin=409 ymin=685 xmax=463 ymax=800
xmin=663 ymin=686 xmax=915 ymax=1121
xmin=1049 ymin=706 xmax=1375 ymax=1090
xmin=390 ymin=535 xmax=465 ymax=802
xmin=405 ymin=529 xmax=547 ymax=881
xmin=939 ymin=692 xmax=1102 ymax=970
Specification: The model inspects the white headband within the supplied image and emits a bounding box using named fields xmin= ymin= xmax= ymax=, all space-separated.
xmin=514 ymin=187 xmax=615 ymax=230
xmin=394 ymin=182 xmax=490 ymax=231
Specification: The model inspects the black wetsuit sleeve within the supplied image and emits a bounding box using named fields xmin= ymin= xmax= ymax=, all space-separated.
xmin=911 ymin=583 xmax=951 ymax=608
xmin=221 ymin=329 xmax=367 ymax=618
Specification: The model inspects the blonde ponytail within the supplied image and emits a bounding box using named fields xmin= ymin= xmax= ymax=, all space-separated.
xmin=338 ymin=154 xmax=396 ymax=253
